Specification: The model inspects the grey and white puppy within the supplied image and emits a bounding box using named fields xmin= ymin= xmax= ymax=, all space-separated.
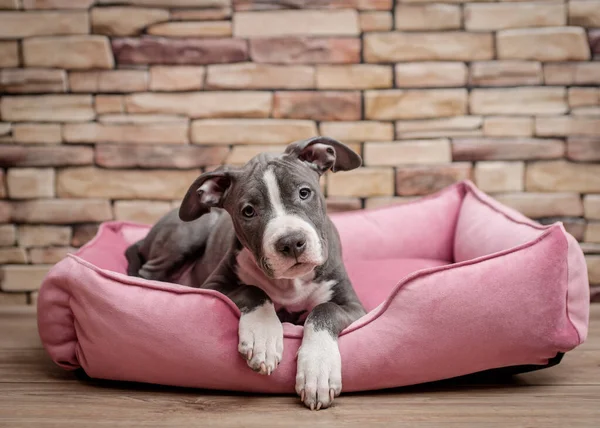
xmin=125 ymin=136 xmax=366 ymax=410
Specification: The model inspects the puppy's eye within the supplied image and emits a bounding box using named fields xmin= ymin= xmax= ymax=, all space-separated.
xmin=299 ymin=187 xmax=311 ymax=200
xmin=242 ymin=206 xmax=256 ymax=218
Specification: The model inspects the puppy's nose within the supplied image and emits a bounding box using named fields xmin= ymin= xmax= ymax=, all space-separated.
xmin=275 ymin=232 xmax=306 ymax=258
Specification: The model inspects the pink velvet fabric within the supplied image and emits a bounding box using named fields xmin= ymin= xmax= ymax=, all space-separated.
xmin=37 ymin=181 xmax=590 ymax=393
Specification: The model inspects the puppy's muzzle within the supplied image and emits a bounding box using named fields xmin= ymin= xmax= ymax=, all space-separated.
xmin=275 ymin=232 xmax=307 ymax=259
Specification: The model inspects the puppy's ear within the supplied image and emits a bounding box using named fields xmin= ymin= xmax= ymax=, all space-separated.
xmin=179 ymin=168 xmax=233 ymax=222
xmin=284 ymin=136 xmax=362 ymax=175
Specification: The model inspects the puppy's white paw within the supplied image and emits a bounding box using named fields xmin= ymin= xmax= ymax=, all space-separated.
xmin=295 ymin=325 xmax=342 ymax=410
xmin=238 ymin=302 xmax=283 ymax=375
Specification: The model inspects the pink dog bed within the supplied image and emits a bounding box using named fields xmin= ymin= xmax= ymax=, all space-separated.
xmin=37 ymin=181 xmax=590 ymax=393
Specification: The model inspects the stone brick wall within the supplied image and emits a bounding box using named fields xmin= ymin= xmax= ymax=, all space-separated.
xmin=0 ymin=0 xmax=599 ymax=305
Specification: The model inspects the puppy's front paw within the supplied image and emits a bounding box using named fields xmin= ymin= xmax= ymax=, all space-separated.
xmin=295 ymin=326 xmax=342 ymax=410
xmin=238 ymin=302 xmax=283 ymax=375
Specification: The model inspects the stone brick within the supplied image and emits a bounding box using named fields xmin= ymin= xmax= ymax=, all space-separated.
xmin=125 ymin=91 xmax=271 ymax=118
xmin=233 ymin=10 xmax=359 ymax=37
xmin=567 ymin=138 xmax=600 ymax=162
xmin=590 ymin=29 xmax=600 ymax=58
xmin=7 ymin=168 xmax=54 ymax=199
xmin=544 ymin=63 xmax=600 ymax=85
xmin=57 ymin=167 xmax=199 ymax=200
xmin=327 ymin=167 xmax=394 ymax=197
xmin=12 ymin=124 xmax=62 ymax=144
xmin=29 ymin=247 xmax=74 ymax=264
xmin=69 ymin=70 xmax=149 ymax=93
xmin=0 ymin=42 xmax=18 ymax=67
xmin=585 ymin=222 xmax=600 ymax=244
xmin=91 ymin=7 xmax=170 ymax=36
xmin=207 ymin=63 xmax=315 ymax=89
xmin=1 ymin=95 xmax=94 ymax=122
xmin=483 ymin=117 xmax=533 ymax=137
xmin=233 ymin=0 xmax=392 ymax=9
xmin=0 ymin=202 xmax=10 ymax=223
xmin=572 ymin=107 xmax=600 ymax=117
xmin=226 ymin=144 xmax=286 ymax=165
xmin=113 ymin=200 xmax=172 ymax=224
xmin=395 ymin=163 xmax=472 ymax=196
xmin=71 ymin=224 xmax=99 ymax=247
xmin=0 ymin=123 xmax=10 ymax=138
xmin=111 ymin=37 xmax=248 ymax=65
xmin=543 ymin=218 xmax=586 ymax=242
xmin=250 ymin=37 xmax=360 ymax=64
xmin=0 ymin=0 xmax=19 ymax=9
xmin=147 ymin=21 xmax=232 ymax=37
xmin=316 ymin=65 xmax=392 ymax=89
xmin=319 ymin=121 xmax=393 ymax=142
xmin=63 ymin=122 xmax=189 ymax=145
xmin=0 ymin=145 xmax=93 ymax=167
xmin=395 ymin=62 xmax=467 ymax=87
xmin=470 ymin=88 xmax=566 ymax=115
xmin=0 ymin=170 xmax=4 ymax=199
xmin=0 ymin=225 xmax=16 ymax=247
xmin=149 ymin=66 xmax=205 ymax=91
xmin=536 ymin=117 xmax=600 ymax=137
xmin=18 ymin=225 xmax=71 ymax=247
xmin=581 ymin=243 xmax=600 ymax=254
xmin=526 ymin=160 xmax=600 ymax=193
xmin=23 ymin=36 xmax=115 ymax=69
xmin=497 ymin=27 xmax=590 ymax=61
xmin=587 ymin=256 xmax=600 ymax=284
xmin=359 ymin=11 xmax=392 ymax=31
xmin=493 ymin=193 xmax=584 ymax=218
xmin=465 ymin=3 xmax=565 ymax=31
xmin=273 ymin=91 xmax=361 ymax=121
xmin=364 ymin=139 xmax=451 ymax=166
xmin=97 ymin=114 xmax=186 ymax=124
xmin=569 ymin=1 xmax=600 ymax=27
xmin=96 ymin=144 xmax=229 ymax=168
xmin=364 ymin=32 xmax=493 ymax=62
xmin=395 ymin=4 xmax=461 ymax=30
xmin=585 ymin=195 xmax=600 ymax=220
xmin=325 ymin=197 xmax=362 ymax=213
xmin=568 ymin=88 xmax=599 ymax=108
xmin=474 ymin=161 xmax=524 ymax=193
xmin=0 ymin=11 xmax=88 ymax=38
xmin=191 ymin=119 xmax=317 ymax=145
xmin=12 ymin=199 xmax=112 ymax=224
xmin=95 ymin=95 xmax=124 ymax=114
xmin=0 ymin=248 xmax=27 ymax=265
xmin=469 ymin=61 xmax=542 ymax=86
xmin=96 ymin=0 xmax=228 ymax=5
xmin=0 ymin=68 xmax=66 ymax=94
xmin=364 ymin=196 xmax=418 ymax=210
xmin=395 ymin=116 xmax=483 ymax=139
xmin=0 ymin=265 xmax=51 ymax=291
xmin=23 ymin=0 xmax=94 ymax=8
xmin=170 ymin=8 xmax=231 ymax=20
xmin=365 ymin=89 xmax=467 ymax=120
xmin=452 ymin=138 xmax=565 ymax=161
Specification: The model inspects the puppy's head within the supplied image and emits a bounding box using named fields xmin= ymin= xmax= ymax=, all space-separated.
xmin=179 ymin=136 xmax=361 ymax=279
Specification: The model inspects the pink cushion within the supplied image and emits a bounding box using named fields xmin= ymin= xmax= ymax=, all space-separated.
xmin=37 ymin=180 xmax=590 ymax=393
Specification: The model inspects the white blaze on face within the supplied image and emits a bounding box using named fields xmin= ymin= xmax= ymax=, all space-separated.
xmin=262 ymin=168 xmax=323 ymax=279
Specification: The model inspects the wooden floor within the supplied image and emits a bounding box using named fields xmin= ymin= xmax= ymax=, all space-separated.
xmin=1 ymin=307 xmax=599 ymax=428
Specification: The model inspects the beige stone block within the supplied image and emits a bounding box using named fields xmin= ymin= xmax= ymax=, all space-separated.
xmin=91 ymin=6 xmax=169 ymax=36
xmin=315 ymin=65 xmax=391 ymax=89
xmin=535 ymin=116 xmax=600 ymax=137
xmin=0 ymin=123 xmax=9 ymax=138
xmin=327 ymin=167 xmax=394 ymax=197
xmin=320 ymin=121 xmax=393 ymax=142
xmin=0 ymin=292 xmax=28 ymax=306
xmin=57 ymin=167 xmax=199 ymax=200
xmin=483 ymin=117 xmax=533 ymax=137
xmin=97 ymin=114 xmax=187 ymax=124
xmin=544 ymin=63 xmax=600 ymax=85
xmin=364 ymin=139 xmax=451 ymax=166
xmin=526 ymin=160 xmax=600 ymax=193
xmin=69 ymin=70 xmax=149 ymax=93
xmin=452 ymin=138 xmax=565 ymax=161
xmin=147 ymin=21 xmax=232 ymax=37
xmin=114 ymin=200 xmax=172 ymax=224
xmin=395 ymin=4 xmax=461 ymax=30
xmin=572 ymin=107 xmax=600 ymax=117
xmin=207 ymin=63 xmax=315 ymax=89
xmin=395 ymin=163 xmax=472 ymax=196
xmin=0 ymin=11 xmax=88 ymax=38
xmin=585 ymin=222 xmax=600 ymax=244
xmin=0 ymin=201 xmax=10 ymax=223
xmin=0 ymin=68 xmax=67 ymax=94
xmin=364 ymin=196 xmax=418 ymax=209
xmin=0 ymin=170 xmax=4 ymax=199
xmin=18 ymin=225 xmax=71 ymax=248
xmin=474 ymin=161 xmax=524 ymax=193
xmin=0 ymin=224 xmax=16 ymax=247
xmin=71 ymin=225 xmax=99 ymax=248
xmin=273 ymin=91 xmax=361 ymax=121
xmin=7 ymin=168 xmax=54 ymax=199
xmin=233 ymin=10 xmax=359 ymax=37
xmin=585 ymin=195 xmax=600 ymax=220
xmin=569 ymin=1 xmax=600 ymax=27
xmin=0 ymin=265 xmax=51 ymax=291
xmin=12 ymin=123 xmax=62 ymax=144
xmin=0 ymin=145 xmax=94 ymax=167
xmin=0 ymin=41 xmax=18 ymax=67
xmin=63 ymin=122 xmax=189 ymax=145
xmin=149 ymin=66 xmax=205 ymax=91
xmin=469 ymin=61 xmax=542 ymax=86
xmin=364 ymin=32 xmax=493 ymax=62
xmin=125 ymin=92 xmax=272 ymax=118
xmin=191 ymin=119 xmax=317 ymax=145
xmin=170 ymin=8 xmax=231 ymax=21
xmin=29 ymin=247 xmax=74 ymax=264
xmin=493 ymin=192 xmax=584 ymax=218
xmin=249 ymin=37 xmax=360 ymax=64
xmin=23 ymin=36 xmax=115 ymax=70
xmin=470 ymin=88 xmax=566 ymax=115
xmin=12 ymin=199 xmax=112 ymax=224
xmin=395 ymin=62 xmax=467 ymax=88
xmin=365 ymin=89 xmax=467 ymax=120
xmin=580 ymin=243 xmax=600 ymax=254
xmin=0 ymin=0 xmax=19 ymax=9
xmin=95 ymin=95 xmax=124 ymax=114
xmin=359 ymin=11 xmax=392 ymax=31
xmin=325 ymin=197 xmax=362 ymax=213
xmin=226 ymin=145 xmax=286 ymax=165
xmin=465 ymin=2 xmax=565 ymax=31
xmin=586 ymin=255 xmax=600 ymax=284
xmin=23 ymin=0 xmax=94 ymax=8
xmin=568 ymin=88 xmax=600 ymax=108
xmin=497 ymin=27 xmax=590 ymax=61
xmin=0 ymin=248 xmax=28 ymax=265
xmin=567 ymin=137 xmax=600 ymax=162
xmin=95 ymin=0 xmax=229 ymax=6
xmin=395 ymin=116 xmax=483 ymax=139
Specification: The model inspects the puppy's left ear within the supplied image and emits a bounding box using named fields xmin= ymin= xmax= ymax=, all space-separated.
xmin=284 ymin=136 xmax=362 ymax=175
xmin=179 ymin=167 xmax=234 ymax=222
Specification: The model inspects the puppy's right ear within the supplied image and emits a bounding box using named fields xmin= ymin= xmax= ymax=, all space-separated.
xmin=179 ymin=169 xmax=233 ymax=222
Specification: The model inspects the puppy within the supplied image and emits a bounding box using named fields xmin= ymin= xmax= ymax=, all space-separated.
xmin=125 ymin=136 xmax=366 ymax=410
